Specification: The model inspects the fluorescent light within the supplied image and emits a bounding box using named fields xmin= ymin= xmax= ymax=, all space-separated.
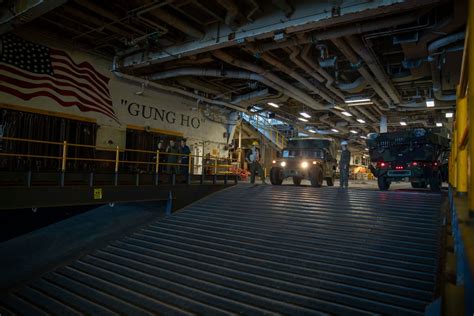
xmin=341 ymin=111 xmax=352 ymax=117
xmin=331 ymin=128 xmax=339 ymax=133
xmin=400 ymin=121 xmax=407 ymax=126
xmin=445 ymin=112 xmax=453 ymax=118
xmin=308 ymin=129 xmax=317 ymax=133
xmin=345 ymin=98 xmax=371 ymax=103
xmin=300 ymin=112 xmax=311 ymax=118
xmin=436 ymin=122 xmax=443 ymax=127
xmin=298 ymin=117 xmax=308 ymax=122
xmin=350 ymin=130 xmax=358 ymax=134
xmin=356 ymin=118 xmax=366 ymax=124
xmin=426 ymin=99 xmax=435 ymax=107
xmin=347 ymin=102 xmax=374 ymax=106
xmin=334 ymin=106 xmax=345 ymax=111
xmin=268 ymin=102 xmax=279 ymax=108
xmin=365 ymin=148 xmax=369 ymax=151
xmin=360 ymin=135 xmax=367 ymax=139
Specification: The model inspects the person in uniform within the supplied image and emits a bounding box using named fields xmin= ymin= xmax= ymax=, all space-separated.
xmin=339 ymin=140 xmax=351 ymax=188
xmin=246 ymin=141 xmax=267 ymax=184
xmin=166 ymin=139 xmax=179 ymax=174
xmin=179 ymin=139 xmax=191 ymax=177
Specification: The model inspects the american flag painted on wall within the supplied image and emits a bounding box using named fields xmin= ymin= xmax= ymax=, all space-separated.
xmin=0 ymin=34 xmax=117 ymax=120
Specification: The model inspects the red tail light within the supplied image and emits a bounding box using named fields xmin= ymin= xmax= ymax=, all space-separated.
xmin=412 ymin=162 xmax=418 ymax=166
xmin=379 ymin=162 xmax=387 ymax=167
xmin=434 ymin=162 xmax=438 ymax=166
xmin=395 ymin=166 xmax=404 ymax=170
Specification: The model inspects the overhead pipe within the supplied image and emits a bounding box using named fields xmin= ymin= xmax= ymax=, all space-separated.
xmin=301 ymin=44 xmax=345 ymax=100
xmin=331 ymin=38 xmax=392 ymax=107
xmin=253 ymin=48 xmax=336 ymax=104
xmin=211 ymin=50 xmax=330 ymax=111
xmin=254 ymin=14 xmax=419 ymax=52
xmin=427 ymin=31 xmax=465 ymax=101
xmin=337 ymin=77 xmax=368 ymax=93
xmin=217 ymin=0 xmax=239 ymax=30
xmin=0 ymin=0 xmax=68 ymax=35
xmin=231 ymin=89 xmax=270 ymax=104
xmin=345 ymin=35 xmax=401 ymax=104
xmin=150 ymin=8 xmax=204 ymax=39
xmin=111 ymin=70 xmax=246 ymax=112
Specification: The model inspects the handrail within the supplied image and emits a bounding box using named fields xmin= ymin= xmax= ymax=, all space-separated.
xmin=242 ymin=113 xmax=288 ymax=148
xmin=0 ymin=136 xmax=236 ymax=175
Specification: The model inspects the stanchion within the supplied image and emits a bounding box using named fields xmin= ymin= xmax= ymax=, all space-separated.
xmin=114 ymin=145 xmax=119 ymax=186
xmin=155 ymin=150 xmax=160 ymax=186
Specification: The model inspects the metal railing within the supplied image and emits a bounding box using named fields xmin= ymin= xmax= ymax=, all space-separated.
xmin=242 ymin=113 xmax=288 ymax=149
xmin=0 ymin=136 xmax=237 ymax=187
xmin=446 ymin=3 xmax=474 ymax=315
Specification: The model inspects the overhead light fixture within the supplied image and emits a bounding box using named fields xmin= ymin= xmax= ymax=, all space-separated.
xmin=365 ymin=148 xmax=369 ymax=151
xmin=400 ymin=121 xmax=407 ymax=126
xmin=298 ymin=117 xmax=308 ymax=122
xmin=334 ymin=106 xmax=346 ymax=111
xmin=445 ymin=112 xmax=453 ymax=118
xmin=300 ymin=112 xmax=311 ymax=118
xmin=436 ymin=122 xmax=443 ymax=127
xmin=356 ymin=118 xmax=366 ymax=124
xmin=345 ymin=98 xmax=371 ymax=104
xmin=268 ymin=102 xmax=279 ymax=108
xmin=341 ymin=111 xmax=352 ymax=117
xmin=350 ymin=130 xmax=358 ymax=134
xmin=360 ymin=135 xmax=367 ymax=139
xmin=308 ymin=129 xmax=317 ymax=133
xmin=331 ymin=128 xmax=339 ymax=133
xmin=426 ymin=99 xmax=435 ymax=107
xmin=347 ymin=102 xmax=374 ymax=106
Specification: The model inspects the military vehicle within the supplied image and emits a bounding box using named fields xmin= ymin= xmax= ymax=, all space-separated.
xmin=367 ymin=128 xmax=450 ymax=191
xmin=270 ymin=137 xmax=337 ymax=187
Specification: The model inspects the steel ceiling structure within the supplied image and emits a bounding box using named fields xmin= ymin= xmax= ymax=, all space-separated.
xmin=2 ymin=0 xmax=466 ymax=147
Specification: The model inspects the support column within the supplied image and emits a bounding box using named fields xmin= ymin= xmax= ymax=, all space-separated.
xmin=238 ymin=121 xmax=242 ymax=168
xmin=380 ymin=115 xmax=387 ymax=133
xmin=456 ymin=95 xmax=468 ymax=195
xmin=469 ymin=0 xmax=474 ymax=211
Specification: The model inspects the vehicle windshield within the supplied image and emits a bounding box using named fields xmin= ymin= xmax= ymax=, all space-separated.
xmin=282 ymin=149 xmax=324 ymax=159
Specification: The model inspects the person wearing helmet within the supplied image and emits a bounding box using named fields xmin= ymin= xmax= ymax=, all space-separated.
xmin=339 ymin=140 xmax=351 ymax=188
xmin=246 ymin=140 xmax=267 ymax=184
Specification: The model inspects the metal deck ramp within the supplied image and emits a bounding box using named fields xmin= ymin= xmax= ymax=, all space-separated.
xmin=0 ymin=185 xmax=443 ymax=315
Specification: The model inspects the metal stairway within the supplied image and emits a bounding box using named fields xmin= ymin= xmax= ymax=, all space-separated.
xmin=0 ymin=185 xmax=443 ymax=315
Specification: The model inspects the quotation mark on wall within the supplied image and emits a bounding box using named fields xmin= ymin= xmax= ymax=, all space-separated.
xmin=121 ymin=99 xmax=128 ymax=106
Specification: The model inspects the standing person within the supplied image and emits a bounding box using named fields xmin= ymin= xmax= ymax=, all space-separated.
xmin=166 ymin=139 xmax=179 ymax=174
xmin=179 ymin=139 xmax=191 ymax=177
xmin=155 ymin=139 xmax=164 ymax=173
xmin=339 ymin=140 xmax=351 ymax=188
xmin=246 ymin=141 xmax=267 ymax=184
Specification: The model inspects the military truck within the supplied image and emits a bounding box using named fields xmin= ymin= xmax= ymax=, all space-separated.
xmin=367 ymin=128 xmax=450 ymax=191
xmin=270 ymin=137 xmax=337 ymax=187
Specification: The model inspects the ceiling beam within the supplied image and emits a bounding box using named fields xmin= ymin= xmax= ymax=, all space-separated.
xmin=118 ymin=0 xmax=438 ymax=70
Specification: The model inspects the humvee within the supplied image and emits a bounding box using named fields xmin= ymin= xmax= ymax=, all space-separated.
xmin=367 ymin=128 xmax=450 ymax=191
xmin=270 ymin=137 xmax=337 ymax=187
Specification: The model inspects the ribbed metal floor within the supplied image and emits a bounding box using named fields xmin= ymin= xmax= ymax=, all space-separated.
xmin=0 ymin=184 xmax=443 ymax=315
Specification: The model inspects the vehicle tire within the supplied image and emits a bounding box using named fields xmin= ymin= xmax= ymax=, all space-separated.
xmin=310 ymin=167 xmax=324 ymax=187
xmin=293 ymin=177 xmax=302 ymax=185
xmin=270 ymin=167 xmax=283 ymax=185
xmin=377 ymin=176 xmax=390 ymax=191
xmin=326 ymin=174 xmax=335 ymax=187
xmin=429 ymin=172 xmax=441 ymax=192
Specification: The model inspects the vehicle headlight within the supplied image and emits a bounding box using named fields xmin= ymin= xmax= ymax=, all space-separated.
xmin=272 ymin=160 xmax=276 ymax=164
xmin=280 ymin=161 xmax=286 ymax=167
xmin=301 ymin=161 xmax=308 ymax=168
